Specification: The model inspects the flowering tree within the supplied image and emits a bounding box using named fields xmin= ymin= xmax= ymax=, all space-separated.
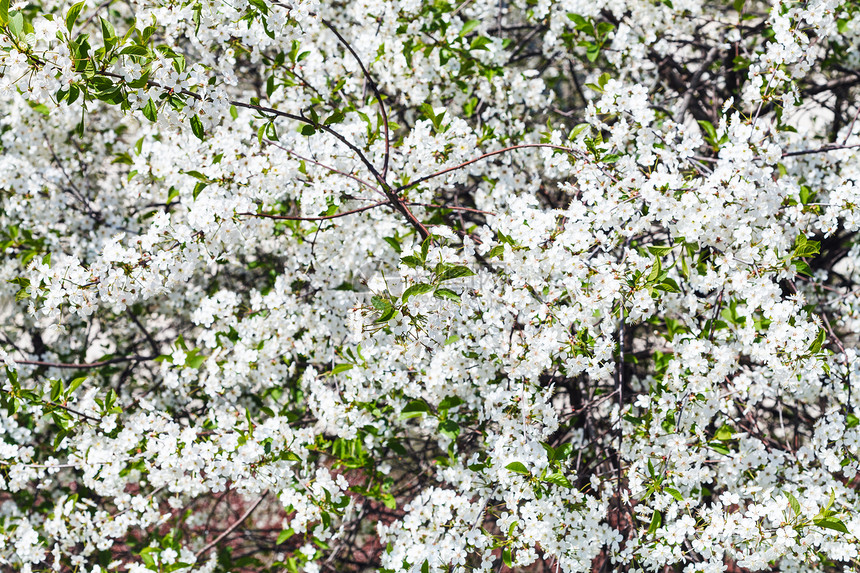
xmin=3 ymin=0 xmax=860 ymax=570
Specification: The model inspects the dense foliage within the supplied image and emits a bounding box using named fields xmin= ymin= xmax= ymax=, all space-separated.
xmin=2 ymin=0 xmax=860 ymax=571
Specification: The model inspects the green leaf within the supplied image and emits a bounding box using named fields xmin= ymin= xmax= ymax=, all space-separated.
xmin=324 ymin=110 xmax=345 ymax=125
xmin=276 ymin=528 xmax=294 ymax=544
xmin=569 ymin=123 xmax=589 ymax=139
xmin=439 ymin=419 xmax=459 ymax=440
xmin=142 ymin=98 xmax=157 ymax=122
xmin=460 ymin=19 xmax=480 ymax=36
xmin=181 ymin=171 xmax=208 ymax=183
xmin=505 ymin=461 xmax=530 ymax=475
xmin=793 ymin=234 xmax=820 ymax=257
xmin=655 ymin=278 xmax=681 ymax=293
xmin=400 ymin=255 xmax=423 ymax=268
xmin=28 ymin=102 xmax=50 ymax=116
xmin=794 ymin=260 xmax=813 ymax=277
xmin=67 ymin=376 xmax=86 ymax=394
xmin=648 ymin=245 xmax=672 ymax=257
xmin=400 ymin=399 xmax=429 ymax=419
xmin=786 ymin=491 xmax=801 ymax=517
xmin=809 ymin=328 xmax=826 ymax=354
xmin=190 ymin=114 xmax=204 ymax=141
xmin=708 ymin=441 xmax=730 ymax=455
xmin=8 ymin=10 xmax=22 ymax=37
xmin=433 ymin=288 xmax=461 ymax=302
xmin=502 ymin=548 xmax=513 ymax=568
xmin=401 ymin=283 xmax=434 ymax=304
xmin=469 ymin=36 xmax=492 ymax=51
xmin=100 ymin=16 xmax=115 ymax=42
xmin=647 ymin=257 xmax=661 ymax=282
xmin=371 ymin=295 xmax=391 ymax=311
xmin=299 ymin=124 xmax=316 ymax=136
xmin=825 ymin=489 xmax=836 ymax=512
xmin=330 ymin=364 xmax=353 ymax=375
xmin=185 ymin=350 xmax=205 ymax=369
xmin=192 ymin=182 xmax=207 ymax=200
xmin=795 ymin=243 xmax=820 ymax=258
xmin=713 ymin=424 xmax=735 ymax=442
xmin=375 ymin=307 xmax=396 ymax=322
xmin=127 ymin=70 xmax=151 ymax=89
xmin=438 ymin=395 xmax=463 ymax=411
xmin=543 ymin=472 xmax=572 ymax=488
xmin=248 ymin=0 xmax=268 ymax=14
xmin=664 ymin=487 xmax=684 ymax=502
xmin=0 ymin=0 xmax=8 ymax=26
xmin=65 ymin=1 xmax=85 ymax=32
xmin=383 ymin=236 xmax=401 ymax=253
xmin=436 ymin=265 xmax=475 ymax=282
xmin=647 ymin=510 xmax=662 ymax=535
xmin=381 ymin=493 xmax=397 ymax=509
xmin=50 ymin=379 xmax=63 ymax=402
xmin=567 ymin=13 xmax=588 ymax=28
xmin=814 ymin=516 xmax=849 ymax=534
xmin=846 ymin=413 xmax=859 ymax=429
xmin=698 ymin=120 xmax=718 ymax=145
xmin=120 ymin=45 xmax=149 ymax=56
xmin=556 ymin=443 xmax=573 ymax=460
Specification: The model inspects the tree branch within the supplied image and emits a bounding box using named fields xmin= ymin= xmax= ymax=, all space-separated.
xmin=195 ymin=493 xmax=268 ymax=558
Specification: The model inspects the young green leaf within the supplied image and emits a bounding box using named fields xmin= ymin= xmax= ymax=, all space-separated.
xmin=400 ymin=400 xmax=429 ymax=419
xmin=814 ymin=516 xmax=849 ymax=534
xmin=65 ymin=1 xmax=85 ymax=32
xmin=142 ymin=98 xmax=157 ymax=122
xmin=505 ymin=461 xmax=530 ymax=475
xmin=437 ymin=265 xmax=475 ymax=282
xmin=401 ymin=283 xmax=434 ymax=304
xmin=647 ymin=510 xmax=662 ymax=535
xmin=190 ymin=114 xmax=204 ymax=141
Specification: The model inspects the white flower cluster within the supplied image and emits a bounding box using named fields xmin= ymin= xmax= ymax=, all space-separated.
xmin=2 ymin=0 xmax=860 ymax=571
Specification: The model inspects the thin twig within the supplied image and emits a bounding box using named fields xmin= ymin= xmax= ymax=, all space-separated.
xmin=14 ymin=355 xmax=155 ymax=369
xmin=320 ymin=18 xmax=391 ymax=181
xmin=43 ymin=400 xmax=100 ymax=423
xmin=780 ymin=143 xmax=860 ymax=158
xmin=77 ymin=0 xmax=114 ymax=31
xmin=195 ymin=492 xmax=268 ymax=558
xmin=237 ymin=201 xmax=388 ymax=221
xmin=410 ymin=202 xmax=495 ymax=215
xmin=397 ymin=144 xmax=585 ymax=193
xmin=263 ymin=139 xmax=383 ymax=196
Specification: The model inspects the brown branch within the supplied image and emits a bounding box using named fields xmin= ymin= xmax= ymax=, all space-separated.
xmin=396 ymin=144 xmax=584 ymax=193
xmin=77 ymin=0 xmax=114 ymax=32
xmin=263 ymin=139 xmax=383 ymax=196
xmin=43 ymin=400 xmax=100 ymax=423
xmin=238 ymin=200 xmax=493 ymax=223
xmin=195 ymin=492 xmax=268 ymax=558
xmin=780 ymin=143 xmax=860 ymax=158
xmin=49 ymin=62 xmax=430 ymax=239
xmin=14 ymin=355 xmax=155 ymax=369
xmin=97 ymin=70 xmax=389 ymax=189
xmin=237 ymin=201 xmax=388 ymax=221
xmin=320 ymin=18 xmax=392 ymax=181
xmin=228 ymin=101 xmax=429 ymax=238
xmin=409 ymin=202 xmax=495 ymax=215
